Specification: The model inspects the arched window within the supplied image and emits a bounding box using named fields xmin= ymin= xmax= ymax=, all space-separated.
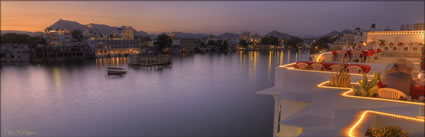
xmin=413 ymin=47 xmax=418 ymax=51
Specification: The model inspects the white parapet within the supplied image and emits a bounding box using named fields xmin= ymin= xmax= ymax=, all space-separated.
xmin=256 ymin=63 xmax=424 ymax=137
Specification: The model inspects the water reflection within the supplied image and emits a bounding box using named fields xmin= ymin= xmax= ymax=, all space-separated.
xmin=128 ymin=65 xmax=172 ymax=72
xmin=1 ymin=51 xmax=310 ymax=137
xmin=96 ymin=57 xmax=128 ymax=69
xmin=280 ymin=51 xmax=284 ymax=65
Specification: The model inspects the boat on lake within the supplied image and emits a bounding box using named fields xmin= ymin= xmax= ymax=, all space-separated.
xmin=106 ymin=67 xmax=127 ymax=75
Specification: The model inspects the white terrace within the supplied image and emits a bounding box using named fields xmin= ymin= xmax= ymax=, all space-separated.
xmin=257 ymin=63 xmax=424 ymax=137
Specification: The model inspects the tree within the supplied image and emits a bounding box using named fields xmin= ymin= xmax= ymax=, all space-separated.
xmin=207 ymin=40 xmax=216 ymax=46
xmin=200 ymin=42 xmax=206 ymax=48
xmin=218 ymin=40 xmax=228 ymax=52
xmin=1 ymin=33 xmax=31 ymax=44
xmin=239 ymin=39 xmax=248 ymax=48
xmin=71 ymin=29 xmax=83 ymax=41
xmin=260 ymin=37 xmax=271 ymax=45
xmin=154 ymin=34 xmax=172 ymax=53
xmin=285 ymin=37 xmax=304 ymax=50
xmin=270 ymin=36 xmax=279 ymax=46
xmin=312 ymin=36 xmax=337 ymax=52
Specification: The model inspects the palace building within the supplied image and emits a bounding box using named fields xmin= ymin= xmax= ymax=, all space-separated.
xmin=89 ymin=40 xmax=141 ymax=57
xmin=43 ymin=29 xmax=72 ymax=47
xmin=365 ymin=30 xmax=424 ymax=57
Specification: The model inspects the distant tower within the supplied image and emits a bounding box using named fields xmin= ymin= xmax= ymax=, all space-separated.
xmin=370 ymin=24 xmax=376 ymax=31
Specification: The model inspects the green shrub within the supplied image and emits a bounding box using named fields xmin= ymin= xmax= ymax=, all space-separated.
xmin=353 ymin=73 xmax=380 ymax=97
xmin=365 ymin=126 xmax=408 ymax=137
xmin=329 ymin=69 xmax=351 ymax=87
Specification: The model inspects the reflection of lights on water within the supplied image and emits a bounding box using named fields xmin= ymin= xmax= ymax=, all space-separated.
xmin=253 ymin=52 xmax=257 ymax=73
xmin=52 ymin=67 xmax=64 ymax=104
xmin=280 ymin=51 xmax=284 ymax=65
xmin=239 ymin=51 xmax=243 ymax=67
xmin=295 ymin=52 xmax=298 ymax=62
xmin=96 ymin=57 xmax=128 ymax=67
xmin=268 ymin=51 xmax=272 ymax=75
xmin=52 ymin=68 xmax=62 ymax=92
xmin=287 ymin=50 xmax=290 ymax=64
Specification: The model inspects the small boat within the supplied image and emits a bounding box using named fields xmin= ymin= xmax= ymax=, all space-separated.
xmin=107 ymin=67 xmax=125 ymax=70
xmin=106 ymin=67 xmax=127 ymax=75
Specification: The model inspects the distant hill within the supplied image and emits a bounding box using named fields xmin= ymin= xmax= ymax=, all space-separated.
xmin=48 ymin=19 xmax=149 ymax=37
xmin=323 ymin=29 xmax=353 ymax=37
xmin=171 ymin=32 xmax=208 ymax=39
xmin=303 ymin=35 xmax=319 ymax=39
xmin=340 ymin=29 xmax=353 ymax=34
xmin=49 ymin=19 xmax=87 ymax=30
xmin=1 ymin=30 xmax=42 ymax=36
xmin=263 ymin=31 xmax=293 ymax=39
xmin=216 ymin=32 xmax=239 ymax=39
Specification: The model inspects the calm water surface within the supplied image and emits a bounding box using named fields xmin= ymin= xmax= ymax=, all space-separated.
xmin=1 ymin=51 xmax=309 ymax=137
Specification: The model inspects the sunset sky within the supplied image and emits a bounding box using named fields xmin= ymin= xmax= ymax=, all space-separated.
xmin=1 ymin=1 xmax=424 ymax=36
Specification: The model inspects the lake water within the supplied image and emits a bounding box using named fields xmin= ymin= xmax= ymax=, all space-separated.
xmin=1 ymin=51 xmax=310 ymax=137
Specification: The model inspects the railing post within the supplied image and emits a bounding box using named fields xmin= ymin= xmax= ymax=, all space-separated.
xmin=273 ymin=95 xmax=280 ymax=137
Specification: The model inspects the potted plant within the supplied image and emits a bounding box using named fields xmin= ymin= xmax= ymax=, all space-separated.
xmin=365 ymin=126 xmax=408 ymax=137
xmin=328 ymin=69 xmax=351 ymax=88
xmin=352 ymin=73 xmax=380 ymax=97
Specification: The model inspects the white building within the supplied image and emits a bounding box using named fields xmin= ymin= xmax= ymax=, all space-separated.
xmin=330 ymin=33 xmax=356 ymax=50
xmin=257 ymin=62 xmax=424 ymax=137
xmin=0 ymin=43 xmax=31 ymax=62
xmin=43 ymin=29 xmax=72 ymax=47
xmin=89 ymin=40 xmax=141 ymax=57
xmin=84 ymin=26 xmax=135 ymax=41
xmin=401 ymin=23 xmax=425 ymax=30
xmin=240 ymin=31 xmax=261 ymax=44
xmin=365 ymin=30 xmax=424 ymax=57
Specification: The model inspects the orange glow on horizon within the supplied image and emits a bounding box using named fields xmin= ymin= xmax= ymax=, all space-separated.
xmin=1 ymin=2 xmax=214 ymax=33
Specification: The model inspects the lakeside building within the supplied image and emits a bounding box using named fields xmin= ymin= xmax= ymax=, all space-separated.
xmin=43 ymin=29 xmax=72 ymax=47
xmin=39 ymin=28 xmax=95 ymax=62
xmin=365 ymin=30 xmax=424 ymax=57
xmin=401 ymin=23 xmax=425 ymax=30
xmin=31 ymin=45 xmax=93 ymax=63
xmin=0 ymin=43 xmax=31 ymax=62
xmin=179 ymin=39 xmax=196 ymax=53
xmin=84 ymin=26 xmax=135 ymax=41
xmin=83 ymin=27 xmax=147 ymax=57
xmin=170 ymin=39 xmax=196 ymax=54
xmin=227 ymin=39 xmax=239 ymax=50
xmin=260 ymin=24 xmax=424 ymax=136
xmin=240 ymin=31 xmax=261 ymax=44
xmin=329 ymin=33 xmax=356 ymax=50
xmin=89 ymin=39 xmax=141 ymax=57
xmin=330 ymin=24 xmax=424 ymax=58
